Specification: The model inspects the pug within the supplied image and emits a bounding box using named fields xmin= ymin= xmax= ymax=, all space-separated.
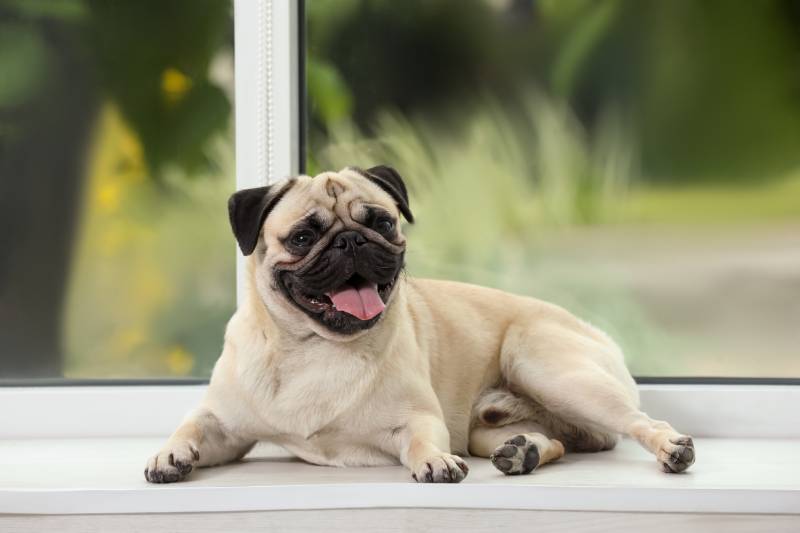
xmin=144 ymin=166 xmax=695 ymax=484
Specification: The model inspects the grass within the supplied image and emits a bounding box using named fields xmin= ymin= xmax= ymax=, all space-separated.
xmin=623 ymin=172 xmax=800 ymax=225
xmin=312 ymin=92 xmax=800 ymax=376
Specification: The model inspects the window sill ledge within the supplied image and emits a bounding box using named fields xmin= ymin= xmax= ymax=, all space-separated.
xmin=1 ymin=437 xmax=798 ymax=515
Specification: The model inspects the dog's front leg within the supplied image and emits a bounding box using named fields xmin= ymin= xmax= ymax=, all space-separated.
xmin=144 ymin=408 xmax=255 ymax=483
xmin=395 ymin=413 xmax=469 ymax=483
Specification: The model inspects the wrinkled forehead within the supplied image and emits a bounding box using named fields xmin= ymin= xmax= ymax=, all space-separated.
xmin=263 ymin=168 xmax=400 ymax=234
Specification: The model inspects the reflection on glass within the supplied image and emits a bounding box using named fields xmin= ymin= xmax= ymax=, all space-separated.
xmin=306 ymin=0 xmax=800 ymax=377
xmin=0 ymin=0 xmax=235 ymax=379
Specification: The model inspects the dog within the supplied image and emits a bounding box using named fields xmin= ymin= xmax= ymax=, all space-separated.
xmin=144 ymin=165 xmax=695 ymax=483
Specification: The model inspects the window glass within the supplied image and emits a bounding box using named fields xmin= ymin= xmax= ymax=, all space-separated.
xmin=0 ymin=0 xmax=234 ymax=379
xmin=305 ymin=0 xmax=800 ymax=377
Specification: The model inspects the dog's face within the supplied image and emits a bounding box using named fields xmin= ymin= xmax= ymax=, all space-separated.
xmin=228 ymin=166 xmax=413 ymax=340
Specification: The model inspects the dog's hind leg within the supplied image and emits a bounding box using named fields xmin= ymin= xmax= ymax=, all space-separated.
xmin=473 ymin=387 xmax=618 ymax=454
xmin=469 ymin=422 xmax=565 ymax=475
xmin=502 ymin=318 xmax=695 ymax=473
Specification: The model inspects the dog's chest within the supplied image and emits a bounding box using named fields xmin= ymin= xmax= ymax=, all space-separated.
xmin=253 ymin=350 xmax=378 ymax=438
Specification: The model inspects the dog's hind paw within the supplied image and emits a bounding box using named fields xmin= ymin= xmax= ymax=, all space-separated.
xmin=658 ymin=435 xmax=695 ymax=473
xmin=490 ymin=434 xmax=541 ymax=475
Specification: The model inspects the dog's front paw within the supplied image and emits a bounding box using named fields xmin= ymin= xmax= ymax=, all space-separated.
xmin=658 ymin=435 xmax=695 ymax=473
xmin=411 ymin=453 xmax=469 ymax=483
xmin=144 ymin=441 xmax=200 ymax=483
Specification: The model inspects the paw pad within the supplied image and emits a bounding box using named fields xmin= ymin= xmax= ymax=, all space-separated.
xmin=660 ymin=436 xmax=695 ymax=473
xmin=490 ymin=434 xmax=540 ymax=475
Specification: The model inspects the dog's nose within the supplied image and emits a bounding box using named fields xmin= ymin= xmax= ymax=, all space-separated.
xmin=332 ymin=231 xmax=367 ymax=251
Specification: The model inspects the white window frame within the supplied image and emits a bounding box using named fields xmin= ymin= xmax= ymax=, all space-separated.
xmin=234 ymin=0 xmax=300 ymax=303
xmin=0 ymin=0 xmax=798 ymax=441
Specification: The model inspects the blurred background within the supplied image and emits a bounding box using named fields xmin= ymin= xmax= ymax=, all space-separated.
xmin=306 ymin=0 xmax=800 ymax=377
xmin=0 ymin=0 xmax=235 ymax=378
xmin=0 ymin=0 xmax=797 ymax=379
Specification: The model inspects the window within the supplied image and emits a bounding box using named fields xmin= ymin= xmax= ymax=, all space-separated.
xmin=0 ymin=2 xmax=798 ymax=521
xmin=304 ymin=0 xmax=800 ymax=378
xmin=2 ymin=0 xmax=797 ymax=383
xmin=0 ymin=0 xmax=235 ymax=379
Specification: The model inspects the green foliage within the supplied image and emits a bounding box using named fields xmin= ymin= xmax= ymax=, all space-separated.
xmin=307 ymin=55 xmax=353 ymax=126
xmin=0 ymin=0 xmax=87 ymax=20
xmin=549 ymin=0 xmax=622 ymax=98
xmin=0 ymin=22 xmax=50 ymax=109
xmin=308 ymin=0 xmax=800 ymax=184
xmin=317 ymin=91 xmax=634 ymax=230
xmin=636 ymin=0 xmax=800 ymax=181
xmin=86 ymin=0 xmax=232 ymax=177
xmin=306 ymin=0 xmax=509 ymax=127
xmin=0 ymin=0 xmax=233 ymax=178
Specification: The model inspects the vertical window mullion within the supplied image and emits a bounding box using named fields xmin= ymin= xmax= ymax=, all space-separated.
xmin=233 ymin=0 xmax=300 ymax=307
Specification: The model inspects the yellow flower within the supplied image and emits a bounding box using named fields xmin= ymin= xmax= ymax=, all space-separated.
xmin=161 ymin=67 xmax=192 ymax=104
xmin=166 ymin=345 xmax=195 ymax=375
xmin=95 ymin=181 xmax=121 ymax=212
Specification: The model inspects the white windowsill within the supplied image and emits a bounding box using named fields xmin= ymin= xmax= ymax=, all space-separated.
xmin=1 ymin=436 xmax=798 ymax=516
xmin=2 ymin=384 xmax=799 ymax=516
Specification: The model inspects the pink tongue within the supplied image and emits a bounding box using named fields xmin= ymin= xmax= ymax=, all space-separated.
xmin=326 ymin=281 xmax=386 ymax=321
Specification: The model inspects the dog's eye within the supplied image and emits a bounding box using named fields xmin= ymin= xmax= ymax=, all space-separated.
xmin=289 ymin=230 xmax=316 ymax=248
xmin=374 ymin=217 xmax=395 ymax=235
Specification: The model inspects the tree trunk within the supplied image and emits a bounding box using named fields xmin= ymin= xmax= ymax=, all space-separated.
xmin=0 ymin=21 xmax=98 ymax=378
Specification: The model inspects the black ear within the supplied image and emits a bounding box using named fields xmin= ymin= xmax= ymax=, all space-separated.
xmin=365 ymin=165 xmax=414 ymax=223
xmin=228 ymin=183 xmax=292 ymax=256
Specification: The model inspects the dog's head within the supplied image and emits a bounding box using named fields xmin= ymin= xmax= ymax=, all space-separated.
xmin=228 ymin=166 xmax=413 ymax=340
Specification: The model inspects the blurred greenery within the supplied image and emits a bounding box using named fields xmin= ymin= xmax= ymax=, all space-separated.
xmin=307 ymin=0 xmax=800 ymax=183
xmin=87 ymin=0 xmax=232 ymax=176
xmin=0 ymin=0 xmax=232 ymax=174
xmin=0 ymin=22 xmax=50 ymax=107
xmin=307 ymin=0 xmax=800 ymax=377
xmin=0 ymin=0 xmax=234 ymax=378
xmin=63 ymin=105 xmax=235 ymax=377
xmin=2 ymin=0 xmax=798 ymax=379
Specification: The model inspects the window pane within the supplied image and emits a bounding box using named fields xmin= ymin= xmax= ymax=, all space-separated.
xmin=305 ymin=0 xmax=800 ymax=378
xmin=0 ymin=0 xmax=234 ymax=379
